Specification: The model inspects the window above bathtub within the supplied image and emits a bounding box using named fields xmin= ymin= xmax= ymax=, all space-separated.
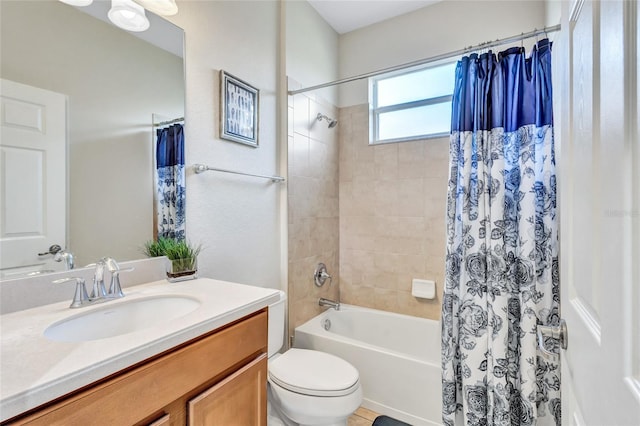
xmin=369 ymin=61 xmax=456 ymax=144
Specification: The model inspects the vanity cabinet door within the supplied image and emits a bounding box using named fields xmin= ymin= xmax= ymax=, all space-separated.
xmin=148 ymin=414 xmax=170 ymax=426
xmin=188 ymin=354 xmax=267 ymax=426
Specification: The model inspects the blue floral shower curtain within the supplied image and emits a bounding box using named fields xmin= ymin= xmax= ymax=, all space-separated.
xmin=156 ymin=123 xmax=185 ymax=240
xmin=442 ymin=39 xmax=560 ymax=426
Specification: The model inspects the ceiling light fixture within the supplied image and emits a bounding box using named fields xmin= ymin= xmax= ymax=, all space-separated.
xmin=133 ymin=0 xmax=178 ymax=16
xmin=59 ymin=0 xmax=94 ymax=6
xmin=108 ymin=0 xmax=150 ymax=32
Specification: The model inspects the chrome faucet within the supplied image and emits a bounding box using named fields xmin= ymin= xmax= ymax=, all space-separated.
xmin=38 ymin=244 xmax=75 ymax=270
xmin=318 ymin=297 xmax=340 ymax=310
xmin=54 ymin=250 xmax=75 ymax=270
xmin=53 ymin=257 xmax=133 ymax=308
xmin=91 ymin=259 xmax=109 ymax=299
xmin=89 ymin=257 xmax=134 ymax=299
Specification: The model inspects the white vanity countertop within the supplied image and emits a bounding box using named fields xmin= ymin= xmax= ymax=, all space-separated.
xmin=0 ymin=278 xmax=280 ymax=422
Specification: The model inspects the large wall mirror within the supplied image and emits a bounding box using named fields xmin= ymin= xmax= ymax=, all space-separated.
xmin=0 ymin=0 xmax=185 ymax=277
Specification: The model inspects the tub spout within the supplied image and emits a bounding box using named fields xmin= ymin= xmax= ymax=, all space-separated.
xmin=319 ymin=297 xmax=340 ymax=310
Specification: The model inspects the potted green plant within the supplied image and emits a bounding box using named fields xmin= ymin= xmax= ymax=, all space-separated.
xmin=143 ymin=237 xmax=202 ymax=282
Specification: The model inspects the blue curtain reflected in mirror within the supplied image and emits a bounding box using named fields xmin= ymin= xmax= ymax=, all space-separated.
xmin=156 ymin=123 xmax=185 ymax=240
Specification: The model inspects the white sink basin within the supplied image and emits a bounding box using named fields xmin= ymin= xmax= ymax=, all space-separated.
xmin=44 ymin=296 xmax=201 ymax=342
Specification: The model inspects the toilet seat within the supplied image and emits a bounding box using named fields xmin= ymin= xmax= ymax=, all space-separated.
xmin=269 ymin=349 xmax=360 ymax=397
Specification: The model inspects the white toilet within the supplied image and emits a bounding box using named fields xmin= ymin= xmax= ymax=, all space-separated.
xmin=267 ymin=291 xmax=363 ymax=426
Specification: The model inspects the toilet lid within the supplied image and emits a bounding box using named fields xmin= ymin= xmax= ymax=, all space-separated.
xmin=269 ymin=349 xmax=360 ymax=397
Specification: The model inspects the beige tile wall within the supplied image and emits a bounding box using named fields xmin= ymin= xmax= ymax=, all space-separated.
xmin=338 ymin=104 xmax=449 ymax=320
xmin=287 ymin=87 xmax=340 ymax=340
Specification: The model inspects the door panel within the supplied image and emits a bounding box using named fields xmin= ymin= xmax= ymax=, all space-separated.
xmin=570 ymin=0 xmax=601 ymax=335
xmin=559 ymin=0 xmax=640 ymax=424
xmin=0 ymin=79 xmax=66 ymax=274
xmin=3 ymin=147 xmax=45 ymax=235
xmin=633 ymin=0 xmax=640 ymax=398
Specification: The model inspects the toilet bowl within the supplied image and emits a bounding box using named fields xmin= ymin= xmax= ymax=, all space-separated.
xmin=267 ymin=291 xmax=362 ymax=426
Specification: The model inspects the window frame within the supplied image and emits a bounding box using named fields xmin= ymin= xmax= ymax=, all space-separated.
xmin=369 ymin=61 xmax=456 ymax=145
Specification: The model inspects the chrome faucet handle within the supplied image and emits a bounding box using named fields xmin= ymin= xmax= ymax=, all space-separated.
xmin=90 ymin=260 xmax=108 ymax=299
xmin=102 ymin=257 xmax=120 ymax=272
xmin=53 ymin=277 xmax=89 ymax=309
xmin=108 ymin=267 xmax=134 ymax=298
xmin=314 ymin=263 xmax=333 ymax=287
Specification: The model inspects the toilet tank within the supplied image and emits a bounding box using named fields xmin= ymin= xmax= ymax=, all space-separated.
xmin=268 ymin=290 xmax=286 ymax=357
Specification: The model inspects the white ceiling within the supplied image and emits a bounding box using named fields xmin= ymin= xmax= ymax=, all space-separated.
xmin=307 ymin=0 xmax=441 ymax=34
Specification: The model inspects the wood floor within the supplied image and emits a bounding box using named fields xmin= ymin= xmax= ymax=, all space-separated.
xmin=348 ymin=407 xmax=380 ymax=426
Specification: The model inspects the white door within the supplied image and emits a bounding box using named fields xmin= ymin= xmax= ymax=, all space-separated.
xmin=0 ymin=79 xmax=67 ymax=274
xmin=557 ymin=0 xmax=640 ymax=424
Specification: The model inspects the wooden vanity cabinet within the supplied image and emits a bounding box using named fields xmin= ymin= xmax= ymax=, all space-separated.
xmin=5 ymin=309 xmax=268 ymax=426
xmin=188 ymin=355 xmax=266 ymax=426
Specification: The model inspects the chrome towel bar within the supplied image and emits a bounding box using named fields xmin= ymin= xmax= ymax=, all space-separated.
xmin=193 ymin=164 xmax=285 ymax=183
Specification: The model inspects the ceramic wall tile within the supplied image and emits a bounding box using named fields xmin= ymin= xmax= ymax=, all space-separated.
xmin=288 ymin=106 xmax=294 ymax=137
xmin=398 ymin=140 xmax=425 ymax=162
xmin=291 ymin=132 xmax=310 ymax=177
xmin=291 ymin=99 xmax=448 ymax=324
xmin=293 ymin=94 xmax=310 ymax=137
xmin=373 ymin=143 xmax=398 ymax=181
xmin=398 ymin=161 xmax=426 ymax=179
xmin=288 ymin=94 xmax=341 ymax=338
xmin=397 ymin=178 xmax=425 ymax=217
xmin=338 ymin=104 xmax=449 ymax=321
xmin=373 ymin=288 xmax=400 ymax=312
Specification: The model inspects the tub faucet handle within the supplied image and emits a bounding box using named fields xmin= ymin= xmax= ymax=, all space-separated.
xmin=314 ymin=263 xmax=332 ymax=287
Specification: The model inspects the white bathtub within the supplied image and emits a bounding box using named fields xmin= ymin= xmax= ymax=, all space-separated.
xmin=294 ymin=304 xmax=442 ymax=426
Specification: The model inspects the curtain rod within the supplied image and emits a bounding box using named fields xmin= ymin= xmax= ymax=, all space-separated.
xmin=154 ymin=117 xmax=185 ymax=127
xmin=288 ymin=24 xmax=561 ymax=96
xmin=193 ymin=164 xmax=285 ymax=183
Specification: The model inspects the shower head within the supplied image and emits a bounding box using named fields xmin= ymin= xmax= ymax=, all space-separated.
xmin=316 ymin=113 xmax=338 ymax=129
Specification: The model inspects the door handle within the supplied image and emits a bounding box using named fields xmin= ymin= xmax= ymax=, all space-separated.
xmin=537 ymin=319 xmax=568 ymax=356
xmin=38 ymin=244 xmax=62 ymax=256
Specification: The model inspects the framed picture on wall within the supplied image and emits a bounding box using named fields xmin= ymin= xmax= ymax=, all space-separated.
xmin=220 ymin=71 xmax=259 ymax=147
